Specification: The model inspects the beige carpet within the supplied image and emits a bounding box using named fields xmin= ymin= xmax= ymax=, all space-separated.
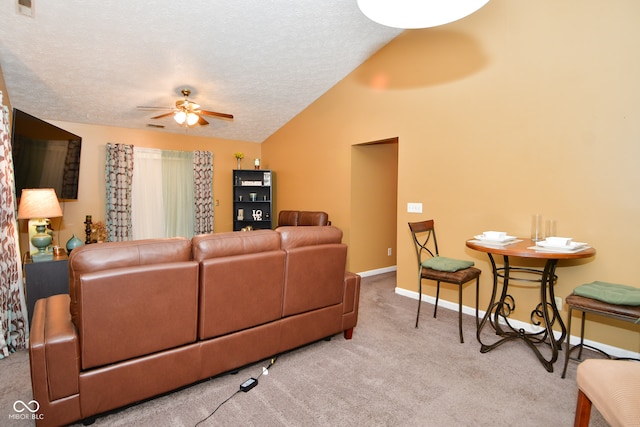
xmin=0 ymin=272 xmax=607 ymax=426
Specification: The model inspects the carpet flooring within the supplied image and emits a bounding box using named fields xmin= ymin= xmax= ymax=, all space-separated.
xmin=0 ymin=272 xmax=608 ymax=426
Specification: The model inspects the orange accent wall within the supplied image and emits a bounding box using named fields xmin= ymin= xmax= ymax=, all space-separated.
xmin=262 ymin=1 xmax=640 ymax=352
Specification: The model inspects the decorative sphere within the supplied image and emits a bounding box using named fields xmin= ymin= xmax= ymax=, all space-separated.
xmin=66 ymin=234 xmax=84 ymax=253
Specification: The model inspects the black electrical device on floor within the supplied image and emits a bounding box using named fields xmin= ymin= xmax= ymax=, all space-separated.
xmin=195 ymin=357 xmax=277 ymax=426
xmin=239 ymin=377 xmax=258 ymax=392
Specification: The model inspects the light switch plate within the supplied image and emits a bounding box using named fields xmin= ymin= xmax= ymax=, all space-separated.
xmin=407 ymin=202 xmax=423 ymax=213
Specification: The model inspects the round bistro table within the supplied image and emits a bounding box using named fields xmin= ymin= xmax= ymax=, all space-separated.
xmin=466 ymin=238 xmax=596 ymax=372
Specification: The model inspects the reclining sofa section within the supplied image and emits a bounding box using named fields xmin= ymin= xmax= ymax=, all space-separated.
xmin=29 ymin=226 xmax=361 ymax=427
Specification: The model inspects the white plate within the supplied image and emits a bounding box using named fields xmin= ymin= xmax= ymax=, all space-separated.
xmin=536 ymin=241 xmax=587 ymax=250
xmin=471 ymin=238 xmax=522 ymax=247
xmin=531 ymin=242 xmax=590 ymax=253
xmin=474 ymin=234 xmax=517 ymax=243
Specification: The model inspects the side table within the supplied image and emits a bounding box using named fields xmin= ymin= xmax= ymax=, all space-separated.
xmin=24 ymin=255 xmax=69 ymax=326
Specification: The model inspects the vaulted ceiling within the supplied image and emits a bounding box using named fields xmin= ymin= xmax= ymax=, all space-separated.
xmin=0 ymin=1 xmax=402 ymax=142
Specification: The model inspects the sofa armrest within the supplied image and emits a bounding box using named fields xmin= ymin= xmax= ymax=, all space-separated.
xmin=342 ymin=272 xmax=361 ymax=339
xmin=30 ymin=294 xmax=81 ymax=426
xmin=30 ymin=294 xmax=80 ymax=401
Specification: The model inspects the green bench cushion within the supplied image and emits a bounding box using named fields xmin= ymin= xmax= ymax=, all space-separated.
xmin=573 ymin=281 xmax=640 ymax=306
xmin=422 ymin=256 xmax=474 ymax=273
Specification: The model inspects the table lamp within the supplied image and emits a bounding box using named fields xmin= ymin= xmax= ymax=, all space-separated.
xmin=17 ymin=188 xmax=63 ymax=262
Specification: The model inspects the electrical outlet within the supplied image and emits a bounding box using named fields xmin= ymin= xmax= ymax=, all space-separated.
xmin=554 ymin=296 xmax=563 ymax=311
xmin=407 ymin=202 xmax=423 ymax=213
xmin=387 ymin=248 xmax=392 ymax=256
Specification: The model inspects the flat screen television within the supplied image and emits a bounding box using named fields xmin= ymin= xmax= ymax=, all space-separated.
xmin=11 ymin=108 xmax=82 ymax=200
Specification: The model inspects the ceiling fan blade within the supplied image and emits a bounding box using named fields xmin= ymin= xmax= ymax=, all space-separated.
xmin=199 ymin=110 xmax=234 ymax=120
xmin=197 ymin=115 xmax=210 ymax=126
xmin=150 ymin=112 xmax=175 ymax=119
xmin=137 ymin=106 xmax=174 ymax=110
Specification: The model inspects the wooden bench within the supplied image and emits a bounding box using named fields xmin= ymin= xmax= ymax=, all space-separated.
xmin=562 ymin=293 xmax=640 ymax=378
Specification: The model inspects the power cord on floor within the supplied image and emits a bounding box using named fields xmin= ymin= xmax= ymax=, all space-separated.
xmin=195 ymin=356 xmax=278 ymax=426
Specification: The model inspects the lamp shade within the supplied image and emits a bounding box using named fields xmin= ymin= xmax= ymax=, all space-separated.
xmin=357 ymin=0 xmax=490 ymax=29
xmin=17 ymin=188 xmax=63 ymax=220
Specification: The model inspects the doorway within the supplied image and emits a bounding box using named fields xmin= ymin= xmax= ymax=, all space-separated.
xmin=350 ymin=137 xmax=398 ymax=274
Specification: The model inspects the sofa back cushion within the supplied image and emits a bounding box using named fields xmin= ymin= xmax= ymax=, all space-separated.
xmin=277 ymin=210 xmax=330 ymax=227
xmin=77 ymin=262 xmax=199 ymax=370
xmin=68 ymin=238 xmax=197 ymax=370
xmin=277 ymin=226 xmax=347 ymax=316
xmin=69 ymin=238 xmax=193 ymax=325
xmin=298 ymin=211 xmax=330 ymax=226
xmin=192 ymin=230 xmax=285 ymax=339
xmin=277 ymin=210 xmax=299 ymax=226
xmin=192 ymin=230 xmax=280 ymax=261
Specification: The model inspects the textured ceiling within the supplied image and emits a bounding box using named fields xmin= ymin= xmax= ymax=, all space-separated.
xmin=0 ymin=1 xmax=402 ymax=142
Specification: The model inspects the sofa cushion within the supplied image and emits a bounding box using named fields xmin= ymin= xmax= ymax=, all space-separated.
xmin=192 ymin=230 xmax=280 ymax=262
xmin=277 ymin=210 xmax=330 ymax=227
xmin=277 ymin=226 xmax=347 ymax=317
xmin=198 ymin=251 xmax=285 ymax=339
xmin=69 ymin=238 xmax=193 ymax=326
xmin=78 ymin=262 xmax=199 ymax=370
xmin=277 ymin=210 xmax=300 ymax=226
xmin=277 ymin=225 xmax=343 ymax=249
xmin=298 ymin=211 xmax=329 ymax=226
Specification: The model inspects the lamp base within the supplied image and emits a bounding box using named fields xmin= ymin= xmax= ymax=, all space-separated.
xmin=31 ymin=250 xmax=54 ymax=263
xmin=29 ymin=220 xmax=54 ymax=263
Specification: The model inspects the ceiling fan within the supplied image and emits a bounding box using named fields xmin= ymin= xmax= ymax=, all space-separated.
xmin=137 ymin=89 xmax=233 ymax=127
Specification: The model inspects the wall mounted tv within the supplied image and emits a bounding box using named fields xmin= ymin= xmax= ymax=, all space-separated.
xmin=11 ymin=108 xmax=82 ymax=200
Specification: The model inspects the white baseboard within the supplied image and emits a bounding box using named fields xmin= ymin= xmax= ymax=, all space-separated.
xmin=357 ymin=265 xmax=397 ymax=277
xmin=394 ymin=286 xmax=640 ymax=360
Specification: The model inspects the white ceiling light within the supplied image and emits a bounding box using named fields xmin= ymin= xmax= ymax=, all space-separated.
xmin=174 ymin=110 xmax=187 ymax=125
xmin=186 ymin=112 xmax=199 ymax=126
xmin=357 ymin=0 xmax=490 ymax=29
xmin=174 ymin=110 xmax=200 ymax=127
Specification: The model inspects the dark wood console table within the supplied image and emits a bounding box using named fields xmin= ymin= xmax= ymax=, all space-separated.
xmin=24 ymin=255 xmax=69 ymax=325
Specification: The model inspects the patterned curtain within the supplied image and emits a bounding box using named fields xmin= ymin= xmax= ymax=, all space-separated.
xmin=105 ymin=143 xmax=134 ymax=242
xmin=193 ymin=151 xmax=214 ymax=235
xmin=0 ymin=91 xmax=29 ymax=358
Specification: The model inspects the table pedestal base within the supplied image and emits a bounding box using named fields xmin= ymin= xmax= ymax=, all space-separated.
xmin=476 ymin=255 xmax=565 ymax=373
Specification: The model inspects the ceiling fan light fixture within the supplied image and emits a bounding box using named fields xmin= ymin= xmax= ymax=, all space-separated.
xmin=357 ymin=0 xmax=490 ymax=29
xmin=186 ymin=112 xmax=199 ymax=126
xmin=174 ymin=110 xmax=187 ymax=125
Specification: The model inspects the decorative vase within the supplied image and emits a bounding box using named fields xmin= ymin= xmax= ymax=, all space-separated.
xmin=237 ymin=158 xmax=242 ymax=169
xmin=66 ymin=234 xmax=84 ymax=254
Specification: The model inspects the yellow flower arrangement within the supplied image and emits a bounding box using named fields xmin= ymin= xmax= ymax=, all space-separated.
xmin=234 ymin=152 xmax=244 ymax=160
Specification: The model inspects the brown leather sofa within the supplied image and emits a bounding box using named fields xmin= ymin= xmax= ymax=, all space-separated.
xmin=29 ymin=226 xmax=360 ymax=427
xmin=277 ymin=210 xmax=330 ymax=227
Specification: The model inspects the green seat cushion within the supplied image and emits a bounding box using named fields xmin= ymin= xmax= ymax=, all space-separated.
xmin=573 ymin=281 xmax=640 ymax=306
xmin=422 ymin=256 xmax=474 ymax=273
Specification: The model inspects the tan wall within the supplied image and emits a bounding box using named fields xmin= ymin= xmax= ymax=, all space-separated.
xmin=262 ymin=0 xmax=640 ymax=352
xmin=18 ymin=121 xmax=260 ymax=250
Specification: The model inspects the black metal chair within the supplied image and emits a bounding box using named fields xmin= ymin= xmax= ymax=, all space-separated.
xmin=408 ymin=220 xmax=481 ymax=343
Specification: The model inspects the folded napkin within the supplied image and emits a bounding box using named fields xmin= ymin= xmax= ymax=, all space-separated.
xmin=422 ymin=256 xmax=474 ymax=272
xmin=573 ymin=281 xmax=640 ymax=306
